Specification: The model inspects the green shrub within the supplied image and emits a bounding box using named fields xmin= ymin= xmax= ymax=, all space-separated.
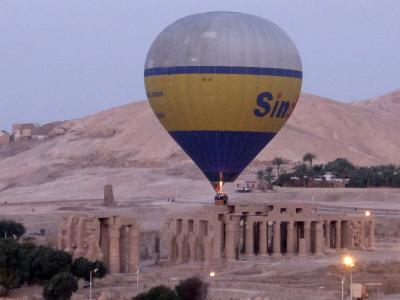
xmin=43 ymin=272 xmax=78 ymax=300
xmin=0 ymin=220 xmax=25 ymax=240
xmin=71 ymin=257 xmax=106 ymax=281
xmin=28 ymin=246 xmax=72 ymax=283
xmin=175 ymin=276 xmax=208 ymax=300
xmin=133 ymin=285 xmax=178 ymax=300
xmin=0 ymin=239 xmax=23 ymax=291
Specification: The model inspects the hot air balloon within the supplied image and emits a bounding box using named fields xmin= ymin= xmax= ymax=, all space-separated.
xmin=144 ymin=12 xmax=302 ymax=202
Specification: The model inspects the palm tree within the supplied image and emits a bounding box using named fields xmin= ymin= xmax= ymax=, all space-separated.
xmin=325 ymin=158 xmax=355 ymax=178
xmin=294 ymin=163 xmax=309 ymax=187
xmin=256 ymin=170 xmax=265 ymax=189
xmin=272 ymin=157 xmax=285 ymax=177
xmin=263 ymin=166 xmax=274 ymax=183
xmin=303 ymin=152 xmax=317 ymax=168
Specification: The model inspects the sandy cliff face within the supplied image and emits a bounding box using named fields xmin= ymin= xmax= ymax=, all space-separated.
xmin=0 ymin=90 xmax=399 ymax=199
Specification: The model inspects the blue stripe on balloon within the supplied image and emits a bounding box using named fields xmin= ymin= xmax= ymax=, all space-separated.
xmin=169 ymin=130 xmax=276 ymax=183
xmin=144 ymin=66 xmax=302 ymax=79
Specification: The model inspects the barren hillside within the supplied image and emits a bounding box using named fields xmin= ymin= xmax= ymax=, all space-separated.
xmin=0 ymin=90 xmax=399 ymax=202
xmin=265 ymin=90 xmax=400 ymax=165
xmin=353 ymin=89 xmax=400 ymax=117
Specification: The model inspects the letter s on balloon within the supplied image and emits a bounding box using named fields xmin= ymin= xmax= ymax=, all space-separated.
xmin=254 ymin=92 xmax=273 ymax=117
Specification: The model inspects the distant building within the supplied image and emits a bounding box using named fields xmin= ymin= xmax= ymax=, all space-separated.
xmin=12 ymin=123 xmax=36 ymax=141
xmin=12 ymin=122 xmax=57 ymax=142
xmin=31 ymin=125 xmax=50 ymax=141
xmin=284 ymin=176 xmax=346 ymax=188
xmin=322 ymin=172 xmax=336 ymax=182
xmin=0 ymin=130 xmax=11 ymax=145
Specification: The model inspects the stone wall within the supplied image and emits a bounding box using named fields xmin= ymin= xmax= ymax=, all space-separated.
xmin=58 ymin=215 xmax=139 ymax=273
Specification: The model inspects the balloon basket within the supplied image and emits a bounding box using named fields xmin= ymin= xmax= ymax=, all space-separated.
xmin=215 ymin=199 xmax=226 ymax=205
xmin=214 ymin=193 xmax=228 ymax=205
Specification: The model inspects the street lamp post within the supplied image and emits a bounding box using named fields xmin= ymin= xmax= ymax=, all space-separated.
xmin=341 ymin=277 xmax=345 ymax=300
xmin=136 ymin=268 xmax=140 ymax=289
xmin=89 ymin=268 xmax=98 ymax=300
xmin=350 ymin=268 xmax=353 ymax=299
xmin=342 ymin=255 xmax=355 ymax=300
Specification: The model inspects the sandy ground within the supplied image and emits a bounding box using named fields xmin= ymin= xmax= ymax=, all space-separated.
xmin=2 ymin=173 xmax=400 ymax=234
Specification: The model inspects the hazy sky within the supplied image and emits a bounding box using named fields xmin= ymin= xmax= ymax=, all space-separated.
xmin=1 ymin=1 xmax=399 ymax=130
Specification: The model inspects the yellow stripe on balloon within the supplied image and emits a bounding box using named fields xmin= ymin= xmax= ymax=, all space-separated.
xmin=145 ymin=74 xmax=302 ymax=133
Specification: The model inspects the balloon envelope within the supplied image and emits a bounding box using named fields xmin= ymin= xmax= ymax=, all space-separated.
xmin=144 ymin=12 xmax=302 ymax=192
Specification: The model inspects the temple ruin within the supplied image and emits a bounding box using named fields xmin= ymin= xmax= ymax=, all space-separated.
xmin=57 ymin=201 xmax=375 ymax=273
xmin=58 ymin=215 xmax=139 ymax=273
xmin=164 ymin=201 xmax=375 ymax=266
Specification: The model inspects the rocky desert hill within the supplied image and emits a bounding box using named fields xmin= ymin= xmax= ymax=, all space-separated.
xmin=0 ymin=90 xmax=399 ymax=202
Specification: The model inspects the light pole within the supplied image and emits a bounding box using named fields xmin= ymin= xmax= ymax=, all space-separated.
xmin=136 ymin=267 xmax=140 ymax=289
xmin=341 ymin=276 xmax=345 ymax=300
xmin=89 ymin=268 xmax=98 ymax=300
xmin=350 ymin=268 xmax=353 ymax=299
xmin=342 ymin=255 xmax=355 ymax=300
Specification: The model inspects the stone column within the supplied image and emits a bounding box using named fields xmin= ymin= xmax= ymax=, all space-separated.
xmin=368 ymin=220 xmax=375 ymax=250
xmin=245 ymin=219 xmax=254 ymax=256
xmin=298 ymin=238 xmax=306 ymax=256
xmin=359 ymin=221 xmax=365 ymax=248
xmin=348 ymin=221 xmax=355 ymax=249
xmin=177 ymin=235 xmax=186 ymax=263
xmin=119 ymin=226 xmax=128 ymax=273
xmin=315 ymin=221 xmax=323 ymax=255
xmin=212 ymin=220 xmax=223 ymax=261
xmin=74 ymin=217 xmax=85 ymax=258
xmin=225 ymin=220 xmax=236 ymax=261
xmin=259 ymin=221 xmax=267 ymax=256
xmin=272 ymin=221 xmax=281 ymax=257
xmin=342 ymin=221 xmax=353 ymax=249
xmin=304 ymin=221 xmax=311 ymax=254
xmin=128 ymin=225 xmax=139 ymax=273
xmin=286 ymin=221 xmax=294 ymax=255
xmin=109 ymin=226 xmax=121 ymax=273
xmin=232 ymin=216 xmax=241 ymax=259
xmin=335 ymin=221 xmax=341 ymax=250
xmin=325 ymin=221 xmax=331 ymax=249
xmin=188 ymin=235 xmax=196 ymax=262
xmin=203 ymin=236 xmax=213 ymax=267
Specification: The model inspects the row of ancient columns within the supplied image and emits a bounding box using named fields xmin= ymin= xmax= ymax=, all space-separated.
xmin=232 ymin=218 xmax=375 ymax=258
xmin=240 ymin=219 xmax=325 ymax=257
xmin=356 ymin=220 xmax=375 ymax=249
xmin=171 ymin=218 xmax=215 ymax=265
xmin=168 ymin=216 xmax=375 ymax=264
xmin=108 ymin=223 xmax=139 ymax=273
xmin=324 ymin=220 xmax=375 ymax=250
xmin=324 ymin=220 xmax=343 ymax=250
xmin=58 ymin=216 xmax=140 ymax=274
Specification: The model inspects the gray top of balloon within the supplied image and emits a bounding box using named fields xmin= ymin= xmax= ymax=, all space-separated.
xmin=145 ymin=11 xmax=302 ymax=72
